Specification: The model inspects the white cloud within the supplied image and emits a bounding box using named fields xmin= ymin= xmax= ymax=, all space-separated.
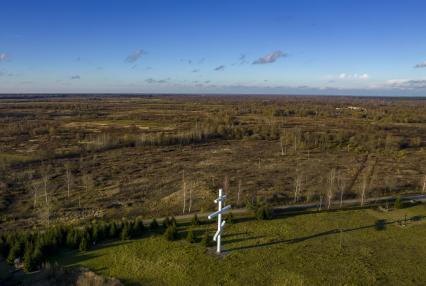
xmin=0 ymin=53 xmax=7 ymax=62
xmin=386 ymin=78 xmax=426 ymax=89
xmin=146 ymin=78 xmax=170 ymax=84
xmin=125 ymin=49 xmax=146 ymax=63
xmin=336 ymin=73 xmax=369 ymax=80
xmin=359 ymin=73 xmax=369 ymax=79
xmin=214 ymin=65 xmax=225 ymax=71
xmin=415 ymin=61 xmax=426 ymax=68
xmin=253 ymin=50 xmax=287 ymax=64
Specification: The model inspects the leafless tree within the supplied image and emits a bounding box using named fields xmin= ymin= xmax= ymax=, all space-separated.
xmin=28 ymin=173 xmax=40 ymax=208
xmin=40 ymin=204 xmax=51 ymax=227
xmin=282 ymin=129 xmax=289 ymax=155
xmin=384 ymin=175 xmax=396 ymax=209
xmin=360 ymin=172 xmax=368 ymax=207
xmin=327 ymin=168 xmax=336 ymax=209
xmin=305 ymin=176 xmax=313 ymax=202
xmin=188 ymin=180 xmax=193 ymax=213
xmin=81 ymin=173 xmax=94 ymax=193
xmin=182 ymin=170 xmax=186 ymax=214
xmin=280 ymin=136 xmax=285 ymax=156
xmin=223 ymin=175 xmax=229 ymax=193
xmin=64 ymin=162 xmax=72 ymax=198
xmin=294 ymin=171 xmax=302 ymax=203
xmin=293 ymin=133 xmax=298 ymax=153
xmin=40 ymin=163 xmax=51 ymax=206
xmin=237 ymin=179 xmax=242 ymax=206
xmin=337 ymin=171 xmax=346 ymax=209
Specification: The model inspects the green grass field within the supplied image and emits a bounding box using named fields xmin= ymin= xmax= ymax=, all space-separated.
xmin=53 ymin=205 xmax=426 ymax=286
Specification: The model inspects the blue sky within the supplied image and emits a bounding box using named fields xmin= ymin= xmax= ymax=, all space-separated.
xmin=1 ymin=0 xmax=426 ymax=95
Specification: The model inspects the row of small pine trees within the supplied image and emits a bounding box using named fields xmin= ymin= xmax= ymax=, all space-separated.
xmin=1 ymin=209 xmax=269 ymax=273
xmin=161 ymin=214 xmax=211 ymax=246
xmin=0 ymin=214 xmax=221 ymax=273
xmin=0 ymin=217 xmax=144 ymax=272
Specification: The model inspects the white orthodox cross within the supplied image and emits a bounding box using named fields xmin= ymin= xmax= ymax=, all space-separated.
xmin=208 ymin=188 xmax=231 ymax=253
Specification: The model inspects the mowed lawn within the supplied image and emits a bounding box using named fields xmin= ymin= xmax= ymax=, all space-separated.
xmin=54 ymin=205 xmax=426 ymax=286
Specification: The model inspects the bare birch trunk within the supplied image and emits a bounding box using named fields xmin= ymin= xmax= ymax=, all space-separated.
xmin=327 ymin=168 xmax=336 ymax=210
xmin=188 ymin=182 xmax=192 ymax=213
xmin=237 ymin=179 xmax=241 ymax=206
xmin=361 ymin=173 xmax=367 ymax=207
xmin=338 ymin=171 xmax=346 ymax=209
xmin=294 ymin=135 xmax=297 ymax=153
xmin=294 ymin=174 xmax=302 ymax=203
xmin=182 ymin=170 xmax=186 ymax=214
xmin=43 ymin=176 xmax=48 ymax=206
xmin=65 ymin=163 xmax=72 ymax=198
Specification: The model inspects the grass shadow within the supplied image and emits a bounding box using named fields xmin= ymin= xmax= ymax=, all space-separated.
xmin=410 ymin=215 xmax=425 ymax=222
xmin=374 ymin=219 xmax=387 ymax=231
xmin=227 ymin=219 xmax=396 ymax=252
xmin=223 ymin=235 xmax=266 ymax=245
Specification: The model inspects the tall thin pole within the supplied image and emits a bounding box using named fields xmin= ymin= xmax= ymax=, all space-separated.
xmin=217 ymin=188 xmax=222 ymax=253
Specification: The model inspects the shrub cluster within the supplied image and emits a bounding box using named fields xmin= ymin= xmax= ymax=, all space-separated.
xmin=200 ymin=231 xmax=211 ymax=247
xmin=394 ymin=196 xmax=403 ymax=209
xmin=162 ymin=216 xmax=178 ymax=241
xmin=256 ymin=204 xmax=272 ymax=220
xmin=191 ymin=214 xmax=201 ymax=226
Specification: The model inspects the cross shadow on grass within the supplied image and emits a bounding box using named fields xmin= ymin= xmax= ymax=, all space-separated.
xmin=120 ymin=278 xmax=144 ymax=286
xmin=226 ymin=219 xmax=395 ymax=252
xmin=55 ymin=240 xmax=133 ymax=268
xmin=54 ymin=251 xmax=103 ymax=268
xmin=223 ymin=235 xmax=266 ymax=245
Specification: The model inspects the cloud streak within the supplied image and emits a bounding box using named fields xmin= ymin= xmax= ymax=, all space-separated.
xmin=415 ymin=61 xmax=426 ymax=68
xmin=0 ymin=53 xmax=7 ymax=62
xmin=214 ymin=65 xmax=225 ymax=71
xmin=180 ymin=58 xmax=192 ymax=64
xmin=338 ymin=73 xmax=369 ymax=80
xmin=239 ymin=54 xmax=249 ymax=65
xmin=70 ymin=75 xmax=80 ymax=80
xmin=125 ymin=49 xmax=146 ymax=63
xmin=146 ymin=78 xmax=170 ymax=84
xmin=387 ymin=79 xmax=426 ymax=89
xmin=253 ymin=50 xmax=286 ymax=64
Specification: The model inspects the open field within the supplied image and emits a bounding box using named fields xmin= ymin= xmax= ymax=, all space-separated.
xmin=21 ymin=204 xmax=422 ymax=286
xmin=0 ymin=95 xmax=425 ymax=285
xmin=0 ymin=95 xmax=425 ymax=231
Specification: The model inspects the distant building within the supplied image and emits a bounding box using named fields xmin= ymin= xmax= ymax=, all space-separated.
xmin=336 ymin=106 xmax=367 ymax=112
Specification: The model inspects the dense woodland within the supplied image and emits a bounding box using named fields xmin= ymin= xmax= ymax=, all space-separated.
xmin=0 ymin=95 xmax=425 ymax=233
